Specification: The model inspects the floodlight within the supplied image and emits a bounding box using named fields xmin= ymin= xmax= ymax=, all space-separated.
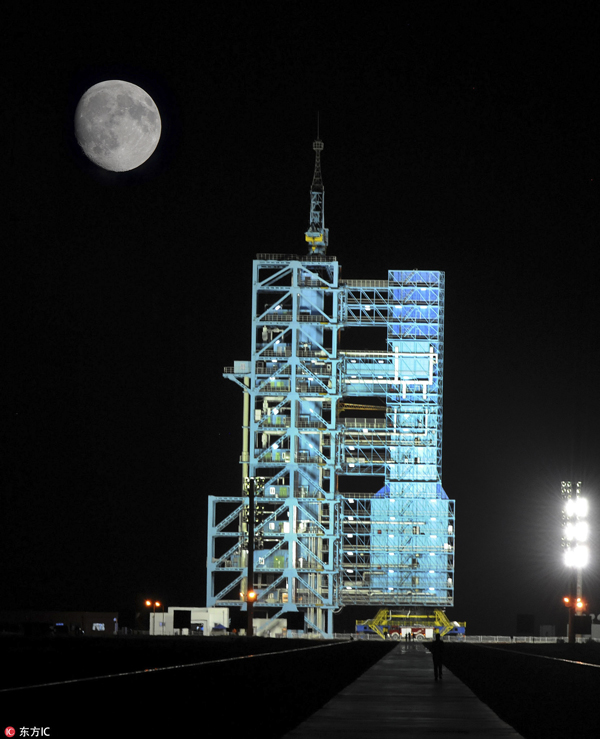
xmin=565 ymin=497 xmax=588 ymax=519
xmin=564 ymin=545 xmax=589 ymax=568
xmin=564 ymin=521 xmax=588 ymax=542
xmin=574 ymin=521 xmax=589 ymax=542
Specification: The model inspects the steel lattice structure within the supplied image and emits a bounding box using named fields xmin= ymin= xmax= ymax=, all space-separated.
xmin=206 ymin=139 xmax=455 ymax=637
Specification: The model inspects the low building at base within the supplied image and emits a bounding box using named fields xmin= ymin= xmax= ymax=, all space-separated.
xmin=149 ymin=606 xmax=229 ymax=636
xmin=0 ymin=611 xmax=118 ymax=636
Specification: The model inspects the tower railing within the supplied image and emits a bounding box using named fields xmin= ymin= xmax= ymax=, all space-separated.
xmin=256 ymin=253 xmax=337 ymax=262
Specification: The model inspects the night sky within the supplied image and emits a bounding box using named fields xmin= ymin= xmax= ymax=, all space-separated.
xmin=4 ymin=4 xmax=600 ymax=635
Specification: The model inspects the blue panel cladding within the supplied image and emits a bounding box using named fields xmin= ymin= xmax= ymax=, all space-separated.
xmin=369 ymin=497 xmax=454 ymax=600
xmin=382 ymin=269 xmax=454 ymax=607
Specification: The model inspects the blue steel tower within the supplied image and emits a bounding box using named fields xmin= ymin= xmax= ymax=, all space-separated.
xmin=206 ymin=137 xmax=455 ymax=637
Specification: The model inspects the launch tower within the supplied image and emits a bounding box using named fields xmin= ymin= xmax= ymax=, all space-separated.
xmin=206 ymin=138 xmax=455 ymax=637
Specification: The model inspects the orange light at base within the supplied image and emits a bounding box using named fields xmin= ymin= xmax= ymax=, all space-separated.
xmin=247 ymin=590 xmax=257 ymax=602
xmin=563 ymin=595 xmax=586 ymax=611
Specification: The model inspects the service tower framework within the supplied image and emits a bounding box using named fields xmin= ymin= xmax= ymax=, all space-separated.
xmin=207 ymin=137 xmax=455 ymax=638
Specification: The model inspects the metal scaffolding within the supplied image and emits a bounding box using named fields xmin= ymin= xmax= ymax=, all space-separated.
xmin=206 ymin=141 xmax=454 ymax=637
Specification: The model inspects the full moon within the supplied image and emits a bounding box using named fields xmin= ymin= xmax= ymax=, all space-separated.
xmin=75 ymin=80 xmax=161 ymax=172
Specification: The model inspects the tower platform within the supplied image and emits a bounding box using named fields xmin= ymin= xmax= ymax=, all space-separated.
xmin=282 ymin=643 xmax=523 ymax=738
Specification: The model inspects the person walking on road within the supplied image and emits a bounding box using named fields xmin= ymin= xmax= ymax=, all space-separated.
xmin=430 ymin=632 xmax=444 ymax=680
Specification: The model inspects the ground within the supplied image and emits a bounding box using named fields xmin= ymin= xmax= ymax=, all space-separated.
xmin=2 ymin=636 xmax=599 ymax=738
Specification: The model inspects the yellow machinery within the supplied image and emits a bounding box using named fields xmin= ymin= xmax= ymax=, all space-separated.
xmin=356 ymin=609 xmax=466 ymax=640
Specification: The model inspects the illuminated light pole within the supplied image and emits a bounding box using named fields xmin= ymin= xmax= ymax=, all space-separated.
xmin=247 ymin=588 xmax=257 ymax=637
xmin=245 ymin=476 xmax=255 ymax=638
xmin=561 ymin=482 xmax=589 ymax=643
xmin=145 ymin=599 xmax=162 ymax=636
xmin=241 ymin=475 xmax=267 ymax=637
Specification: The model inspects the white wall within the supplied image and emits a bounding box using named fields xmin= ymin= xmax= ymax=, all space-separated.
xmin=149 ymin=606 xmax=229 ymax=636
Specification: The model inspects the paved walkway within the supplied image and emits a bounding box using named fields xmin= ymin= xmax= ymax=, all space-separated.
xmin=283 ymin=642 xmax=524 ymax=738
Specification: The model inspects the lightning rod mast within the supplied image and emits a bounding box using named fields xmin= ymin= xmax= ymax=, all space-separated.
xmin=305 ymin=117 xmax=328 ymax=254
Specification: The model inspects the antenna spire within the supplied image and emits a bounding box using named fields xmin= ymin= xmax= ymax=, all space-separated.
xmin=305 ymin=115 xmax=329 ymax=254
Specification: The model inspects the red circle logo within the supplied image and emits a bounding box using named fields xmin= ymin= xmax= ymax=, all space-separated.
xmin=4 ymin=729 xmax=16 ymax=738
